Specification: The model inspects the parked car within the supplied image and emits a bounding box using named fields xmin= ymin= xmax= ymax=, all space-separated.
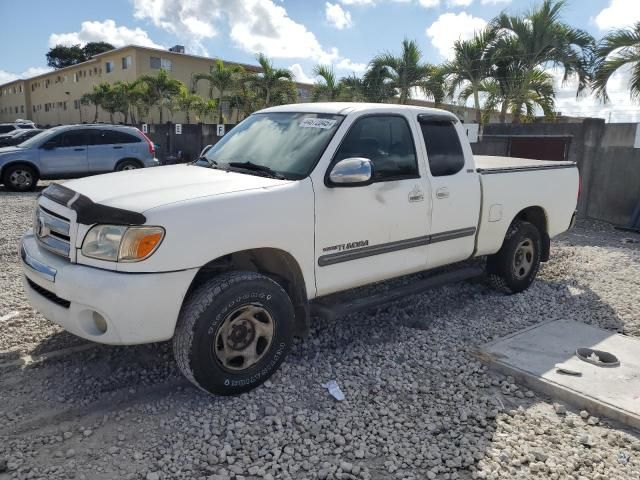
xmin=0 ymin=128 xmax=43 ymax=147
xmin=20 ymin=103 xmax=579 ymax=395
xmin=0 ymin=121 xmax=36 ymax=134
xmin=0 ymin=124 xmax=158 ymax=191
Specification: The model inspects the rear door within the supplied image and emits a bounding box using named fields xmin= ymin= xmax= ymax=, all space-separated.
xmin=418 ymin=118 xmax=480 ymax=268
xmin=39 ymin=129 xmax=89 ymax=177
xmin=87 ymin=129 xmax=142 ymax=172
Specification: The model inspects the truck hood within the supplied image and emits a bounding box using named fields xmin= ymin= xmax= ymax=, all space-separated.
xmin=63 ymin=164 xmax=292 ymax=212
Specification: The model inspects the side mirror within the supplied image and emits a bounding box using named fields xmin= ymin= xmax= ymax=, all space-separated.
xmin=200 ymin=144 xmax=213 ymax=157
xmin=328 ymin=158 xmax=373 ymax=187
xmin=41 ymin=141 xmax=57 ymax=150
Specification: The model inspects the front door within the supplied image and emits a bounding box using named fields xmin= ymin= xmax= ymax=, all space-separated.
xmin=418 ymin=119 xmax=480 ymax=268
xmin=39 ymin=129 xmax=89 ymax=177
xmin=313 ymin=113 xmax=431 ymax=296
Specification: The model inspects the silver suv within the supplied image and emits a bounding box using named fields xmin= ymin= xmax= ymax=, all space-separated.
xmin=0 ymin=124 xmax=158 ymax=191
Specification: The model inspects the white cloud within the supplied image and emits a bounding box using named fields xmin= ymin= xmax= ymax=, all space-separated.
xmin=49 ymin=19 xmax=162 ymax=49
xmin=448 ymin=0 xmax=473 ymax=7
xmin=336 ymin=58 xmax=368 ymax=73
xmin=288 ymin=63 xmax=314 ymax=83
xmin=0 ymin=67 xmax=52 ymax=85
xmin=340 ymin=0 xmax=374 ymax=5
xmin=418 ymin=0 xmax=440 ymax=7
xmin=134 ymin=0 xmax=339 ymax=63
xmin=426 ymin=12 xmax=487 ymax=59
xmin=548 ymin=66 xmax=640 ymax=123
xmin=594 ymin=0 xmax=640 ymax=30
xmin=480 ymin=0 xmax=511 ymax=5
xmin=326 ymin=2 xmax=353 ymax=29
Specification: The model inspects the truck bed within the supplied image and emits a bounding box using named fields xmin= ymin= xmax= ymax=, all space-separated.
xmin=474 ymin=155 xmax=575 ymax=174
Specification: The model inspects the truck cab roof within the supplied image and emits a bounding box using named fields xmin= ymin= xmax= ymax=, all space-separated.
xmin=259 ymin=102 xmax=459 ymax=121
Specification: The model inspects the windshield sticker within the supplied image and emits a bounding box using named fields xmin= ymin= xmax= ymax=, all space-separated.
xmin=299 ymin=118 xmax=337 ymax=129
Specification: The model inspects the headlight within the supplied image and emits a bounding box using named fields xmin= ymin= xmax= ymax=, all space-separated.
xmin=81 ymin=225 xmax=165 ymax=262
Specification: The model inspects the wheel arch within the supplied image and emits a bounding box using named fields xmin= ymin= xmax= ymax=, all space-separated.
xmin=185 ymin=248 xmax=310 ymax=337
xmin=0 ymin=160 xmax=41 ymax=181
xmin=512 ymin=206 xmax=550 ymax=261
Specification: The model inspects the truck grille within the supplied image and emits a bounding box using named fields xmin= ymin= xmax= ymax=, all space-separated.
xmin=34 ymin=206 xmax=71 ymax=258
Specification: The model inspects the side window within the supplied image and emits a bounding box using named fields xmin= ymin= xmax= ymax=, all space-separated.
xmin=420 ymin=120 xmax=465 ymax=177
xmin=59 ymin=131 xmax=87 ymax=147
xmin=334 ymin=115 xmax=418 ymax=182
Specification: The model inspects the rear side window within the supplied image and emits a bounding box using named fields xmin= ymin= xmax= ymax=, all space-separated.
xmin=0 ymin=125 xmax=15 ymax=134
xmin=91 ymin=130 xmax=141 ymax=145
xmin=420 ymin=120 xmax=465 ymax=177
xmin=334 ymin=115 xmax=418 ymax=182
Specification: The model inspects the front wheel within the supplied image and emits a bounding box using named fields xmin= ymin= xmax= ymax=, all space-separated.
xmin=173 ymin=271 xmax=294 ymax=395
xmin=2 ymin=164 xmax=38 ymax=191
xmin=487 ymin=221 xmax=542 ymax=294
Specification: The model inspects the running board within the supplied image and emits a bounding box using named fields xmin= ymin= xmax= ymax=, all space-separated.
xmin=310 ymin=266 xmax=484 ymax=321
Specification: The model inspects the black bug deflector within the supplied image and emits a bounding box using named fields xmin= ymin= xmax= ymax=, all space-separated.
xmin=42 ymin=183 xmax=146 ymax=225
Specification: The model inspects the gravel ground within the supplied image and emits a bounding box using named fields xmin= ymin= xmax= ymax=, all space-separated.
xmin=1 ymin=186 xmax=639 ymax=480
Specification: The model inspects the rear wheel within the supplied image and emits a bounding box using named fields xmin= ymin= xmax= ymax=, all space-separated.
xmin=116 ymin=159 xmax=141 ymax=171
xmin=173 ymin=271 xmax=294 ymax=395
xmin=487 ymin=221 xmax=542 ymax=293
xmin=2 ymin=164 xmax=38 ymax=191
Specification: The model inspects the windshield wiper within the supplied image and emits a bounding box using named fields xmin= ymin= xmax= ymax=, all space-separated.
xmin=228 ymin=161 xmax=285 ymax=179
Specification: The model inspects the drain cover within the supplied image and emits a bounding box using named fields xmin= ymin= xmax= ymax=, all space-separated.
xmin=576 ymin=347 xmax=620 ymax=367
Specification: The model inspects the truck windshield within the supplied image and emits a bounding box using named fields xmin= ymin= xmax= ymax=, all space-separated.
xmin=201 ymin=112 xmax=344 ymax=179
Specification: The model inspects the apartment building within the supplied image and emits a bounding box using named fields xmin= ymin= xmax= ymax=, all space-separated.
xmin=0 ymin=45 xmax=313 ymax=126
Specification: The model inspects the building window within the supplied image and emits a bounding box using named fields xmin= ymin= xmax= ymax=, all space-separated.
xmin=19 ymin=85 xmax=23 ymax=93
xmin=74 ymin=72 xmax=79 ymax=82
xmin=32 ymin=106 xmax=36 ymax=113
xmin=161 ymin=58 xmax=172 ymax=71
xmin=20 ymin=105 xmax=24 ymax=113
xmin=74 ymin=99 xmax=81 ymax=109
xmin=45 ymin=79 xmax=50 ymax=88
xmin=105 ymin=61 xmax=114 ymax=73
xmin=150 ymin=56 xmax=161 ymax=69
xmin=122 ymin=56 xmax=132 ymax=69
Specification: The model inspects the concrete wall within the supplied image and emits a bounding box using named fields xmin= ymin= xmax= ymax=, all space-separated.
xmin=471 ymin=120 xmax=640 ymax=226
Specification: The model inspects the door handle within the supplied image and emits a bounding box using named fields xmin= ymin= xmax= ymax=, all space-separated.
xmin=436 ymin=188 xmax=450 ymax=199
xmin=73 ymin=148 xmax=85 ymax=151
xmin=113 ymin=145 xmax=123 ymax=149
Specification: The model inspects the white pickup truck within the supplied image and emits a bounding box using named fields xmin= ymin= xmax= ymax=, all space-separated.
xmin=20 ymin=103 xmax=579 ymax=395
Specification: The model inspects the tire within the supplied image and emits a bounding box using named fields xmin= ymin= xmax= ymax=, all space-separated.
xmin=487 ymin=220 xmax=542 ymax=294
xmin=173 ymin=271 xmax=294 ymax=395
xmin=116 ymin=159 xmax=142 ymax=171
xmin=2 ymin=164 xmax=38 ymax=191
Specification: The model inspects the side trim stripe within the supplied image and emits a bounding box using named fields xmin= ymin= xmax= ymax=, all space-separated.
xmin=317 ymin=227 xmax=476 ymax=267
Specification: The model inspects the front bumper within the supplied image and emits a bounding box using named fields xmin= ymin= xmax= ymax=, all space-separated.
xmin=20 ymin=232 xmax=197 ymax=345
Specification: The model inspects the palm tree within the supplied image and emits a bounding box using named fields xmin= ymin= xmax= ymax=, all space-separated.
xmin=593 ymin=22 xmax=640 ymax=102
xmin=251 ymin=53 xmax=295 ymax=108
xmin=173 ymin=87 xmax=205 ymax=124
xmin=338 ymin=74 xmax=367 ymax=102
xmin=361 ymin=65 xmax=396 ymax=103
xmin=369 ymin=39 xmax=439 ymax=104
xmin=481 ymin=68 xmax=556 ymax=123
xmin=193 ymin=60 xmax=245 ymax=122
xmin=443 ymin=27 xmax=498 ymax=123
xmin=79 ymin=83 xmax=111 ymax=122
xmin=312 ymin=65 xmax=342 ymax=101
xmin=492 ymin=0 xmax=594 ymax=98
xmin=80 ymin=91 xmax=101 ymax=123
xmin=135 ymin=69 xmax=184 ymax=123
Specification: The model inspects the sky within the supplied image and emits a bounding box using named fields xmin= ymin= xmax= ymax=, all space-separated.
xmin=1 ymin=0 xmax=640 ymax=121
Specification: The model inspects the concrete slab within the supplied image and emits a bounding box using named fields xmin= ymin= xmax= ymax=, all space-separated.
xmin=478 ymin=319 xmax=640 ymax=430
